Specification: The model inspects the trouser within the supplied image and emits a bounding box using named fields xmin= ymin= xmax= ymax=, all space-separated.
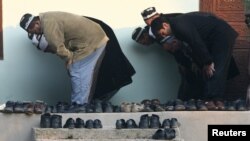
xmin=68 ymin=44 xmax=106 ymax=104
xmin=203 ymin=36 xmax=236 ymax=100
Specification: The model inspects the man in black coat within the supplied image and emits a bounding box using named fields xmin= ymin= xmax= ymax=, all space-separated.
xmin=150 ymin=12 xmax=239 ymax=101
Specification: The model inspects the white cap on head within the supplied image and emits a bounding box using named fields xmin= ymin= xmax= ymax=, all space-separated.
xmin=141 ymin=7 xmax=158 ymax=20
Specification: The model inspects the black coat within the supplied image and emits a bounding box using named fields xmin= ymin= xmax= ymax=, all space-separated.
xmin=86 ymin=17 xmax=136 ymax=100
xmin=168 ymin=14 xmax=238 ymax=67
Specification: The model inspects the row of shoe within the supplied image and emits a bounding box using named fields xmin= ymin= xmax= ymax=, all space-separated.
xmin=2 ymin=100 xmax=46 ymax=114
xmin=40 ymin=113 xmax=103 ymax=129
xmin=116 ymin=114 xmax=180 ymax=129
xmin=63 ymin=118 xmax=103 ymax=129
xmin=139 ymin=98 xmax=250 ymax=111
xmin=152 ymin=128 xmax=176 ymax=140
xmin=44 ymin=100 xmax=116 ymax=113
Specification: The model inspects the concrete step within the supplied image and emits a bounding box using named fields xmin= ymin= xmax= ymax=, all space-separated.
xmin=1 ymin=111 xmax=250 ymax=141
xmin=33 ymin=128 xmax=183 ymax=141
xmin=35 ymin=139 xmax=181 ymax=141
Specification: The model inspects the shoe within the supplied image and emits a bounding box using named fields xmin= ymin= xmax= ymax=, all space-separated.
xmin=40 ymin=113 xmax=51 ymax=128
xmin=102 ymin=101 xmax=113 ymax=113
xmin=23 ymin=101 xmax=34 ymax=115
xmin=196 ymin=99 xmax=208 ymax=111
xmin=126 ymin=119 xmax=137 ymax=128
xmin=141 ymin=99 xmax=151 ymax=106
xmin=205 ymin=100 xmax=218 ymax=110
xmin=51 ymin=114 xmax=62 ymax=128
xmin=116 ymin=119 xmax=126 ymax=129
xmin=139 ymin=114 xmax=149 ymax=128
xmin=140 ymin=104 xmax=154 ymax=112
xmin=63 ymin=118 xmax=75 ymax=129
xmin=13 ymin=101 xmax=25 ymax=113
xmin=85 ymin=104 xmax=95 ymax=113
xmin=3 ymin=101 xmax=15 ymax=113
xmin=56 ymin=101 xmax=66 ymax=113
xmin=34 ymin=100 xmax=46 ymax=114
xmin=121 ymin=102 xmax=131 ymax=112
xmin=170 ymin=118 xmax=180 ymax=128
xmin=164 ymin=100 xmax=175 ymax=111
xmin=154 ymin=104 xmax=165 ymax=112
xmin=185 ymin=99 xmax=197 ymax=111
xmin=75 ymin=118 xmax=84 ymax=128
xmin=174 ymin=99 xmax=186 ymax=111
xmin=150 ymin=114 xmax=161 ymax=128
xmin=235 ymin=99 xmax=247 ymax=111
xmin=225 ymin=101 xmax=236 ymax=111
xmin=151 ymin=99 xmax=161 ymax=105
xmin=93 ymin=119 xmax=103 ymax=128
xmin=131 ymin=103 xmax=144 ymax=112
xmin=152 ymin=129 xmax=165 ymax=140
xmin=113 ymin=105 xmax=121 ymax=112
xmin=215 ymin=100 xmax=225 ymax=110
xmin=162 ymin=119 xmax=171 ymax=128
xmin=85 ymin=119 xmax=94 ymax=129
xmin=93 ymin=101 xmax=103 ymax=113
xmin=165 ymin=128 xmax=176 ymax=140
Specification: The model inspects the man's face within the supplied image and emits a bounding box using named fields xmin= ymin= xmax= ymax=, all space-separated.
xmin=144 ymin=14 xmax=160 ymax=25
xmin=27 ymin=20 xmax=41 ymax=34
xmin=157 ymin=22 xmax=171 ymax=38
xmin=137 ymin=32 xmax=154 ymax=45
xmin=161 ymin=37 xmax=181 ymax=53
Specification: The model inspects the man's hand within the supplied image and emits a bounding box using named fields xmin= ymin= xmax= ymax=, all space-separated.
xmin=66 ymin=59 xmax=73 ymax=69
xmin=202 ymin=62 xmax=215 ymax=79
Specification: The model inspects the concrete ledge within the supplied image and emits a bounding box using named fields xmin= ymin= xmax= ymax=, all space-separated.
xmin=35 ymin=139 xmax=181 ymax=141
xmin=33 ymin=128 xmax=182 ymax=140
xmin=1 ymin=111 xmax=250 ymax=141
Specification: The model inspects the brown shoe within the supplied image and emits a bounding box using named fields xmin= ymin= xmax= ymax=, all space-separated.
xmin=215 ymin=100 xmax=225 ymax=110
xmin=24 ymin=101 xmax=34 ymax=115
xmin=205 ymin=101 xmax=218 ymax=110
xmin=34 ymin=100 xmax=46 ymax=114
xmin=131 ymin=103 xmax=144 ymax=112
xmin=121 ymin=102 xmax=131 ymax=112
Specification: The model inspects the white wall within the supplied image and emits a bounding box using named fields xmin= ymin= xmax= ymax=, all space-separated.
xmin=0 ymin=0 xmax=199 ymax=105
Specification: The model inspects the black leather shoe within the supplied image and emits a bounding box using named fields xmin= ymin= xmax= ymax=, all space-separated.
xmin=51 ymin=114 xmax=62 ymax=128
xmin=94 ymin=101 xmax=103 ymax=113
xmin=165 ymin=128 xmax=176 ymax=140
xmin=24 ymin=101 xmax=34 ymax=114
xmin=150 ymin=114 xmax=161 ymax=128
xmin=40 ymin=113 xmax=51 ymax=128
xmin=152 ymin=129 xmax=165 ymax=140
xmin=162 ymin=119 xmax=171 ymax=128
xmin=86 ymin=104 xmax=95 ymax=113
xmin=93 ymin=119 xmax=103 ymax=128
xmin=174 ymin=99 xmax=186 ymax=111
xmin=102 ymin=101 xmax=113 ymax=113
xmin=14 ymin=101 xmax=25 ymax=113
xmin=116 ymin=119 xmax=126 ymax=129
xmin=75 ymin=118 xmax=84 ymax=128
xmin=56 ymin=101 xmax=66 ymax=113
xmin=126 ymin=119 xmax=137 ymax=128
xmin=185 ymin=99 xmax=197 ymax=111
xmin=164 ymin=100 xmax=175 ymax=111
xmin=34 ymin=101 xmax=46 ymax=114
xmin=4 ymin=101 xmax=15 ymax=113
xmin=196 ymin=99 xmax=208 ymax=111
xmin=170 ymin=118 xmax=179 ymax=128
xmin=63 ymin=118 xmax=75 ymax=129
xmin=113 ymin=105 xmax=121 ymax=112
xmin=139 ymin=114 xmax=149 ymax=128
xmin=85 ymin=119 xmax=94 ymax=129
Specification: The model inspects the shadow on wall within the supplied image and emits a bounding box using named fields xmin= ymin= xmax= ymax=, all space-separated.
xmin=0 ymin=26 xmax=180 ymax=105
